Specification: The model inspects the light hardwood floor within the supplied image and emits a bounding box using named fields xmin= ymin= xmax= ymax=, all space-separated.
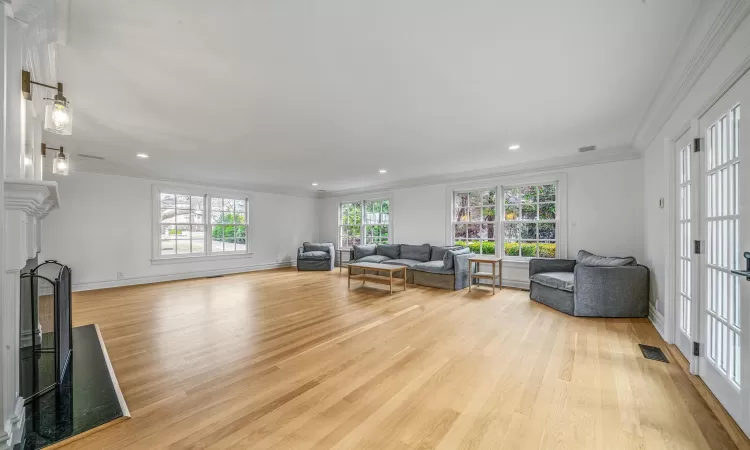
xmin=61 ymin=268 xmax=737 ymax=449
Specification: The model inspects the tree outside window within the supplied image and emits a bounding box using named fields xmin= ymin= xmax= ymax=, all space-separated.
xmin=453 ymin=189 xmax=496 ymax=254
xmin=502 ymin=184 xmax=556 ymax=258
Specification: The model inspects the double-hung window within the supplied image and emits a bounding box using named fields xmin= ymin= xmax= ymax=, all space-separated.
xmin=452 ymin=189 xmax=497 ymax=254
xmin=338 ymin=199 xmax=390 ymax=248
xmin=501 ymin=183 xmax=557 ymax=258
xmin=156 ymin=189 xmax=249 ymax=260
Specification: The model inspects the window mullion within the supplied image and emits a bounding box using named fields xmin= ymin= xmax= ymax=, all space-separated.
xmin=205 ymin=194 xmax=211 ymax=255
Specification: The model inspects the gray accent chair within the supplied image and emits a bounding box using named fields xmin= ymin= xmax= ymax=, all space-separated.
xmin=348 ymin=244 xmax=475 ymax=290
xmin=297 ymin=242 xmax=335 ymax=271
xmin=529 ymin=250 xmax=649 ymax=317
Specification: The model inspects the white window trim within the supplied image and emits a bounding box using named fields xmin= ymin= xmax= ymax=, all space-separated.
xmin=151 ymin=184 xmax=254 ymax=263
xmin=336 ymin=194 xmax=394 ymax=249
xmin=445 ymin=174 xmax=567 ymax=263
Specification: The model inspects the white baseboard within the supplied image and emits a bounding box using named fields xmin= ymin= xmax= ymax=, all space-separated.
xmin=649 ymin=303 xmax=666 ymax=341
xmin=72 ymin=261 xmax=296 ymax=292
xmin=502 ymin=279 xmax=530 ymax=290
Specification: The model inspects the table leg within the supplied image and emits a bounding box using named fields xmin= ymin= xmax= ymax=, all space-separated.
xmin=390 ymin=271 xmax=393 ymax=295
xmin=498 ymin=260 xmax=502 ymax=291
xmin=403 ymin=268 xmax=407 ymax=291
xmin=469 ymin=262 xmax=473 ymax=292
xmin=348 ymin=265 xmax=351 ymax=289
xmin=492 ymin=262 xmax=496 ymax=295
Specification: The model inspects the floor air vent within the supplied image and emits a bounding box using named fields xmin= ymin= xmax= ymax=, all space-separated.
xmin=639 ymin=344 xmax=669 ymax=363
xmin=205 ymin=275 xmax=224 ymax=279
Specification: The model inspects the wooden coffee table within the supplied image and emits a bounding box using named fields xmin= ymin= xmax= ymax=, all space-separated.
xmin=348 ymin=262 xmax=407 ymax=295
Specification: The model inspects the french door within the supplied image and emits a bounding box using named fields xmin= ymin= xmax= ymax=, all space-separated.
xmin=675 ymin=131 xmax=698 ymax=362
xmin=696 ymin=71 xmax=750 ymax=431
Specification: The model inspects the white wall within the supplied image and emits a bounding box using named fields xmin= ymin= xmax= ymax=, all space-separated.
xmin=642 ymin=12 xmax=750 ymax=318
xmin=319 ymin=158 xmax=644 ymax=287
xmin=40 ymin=171 xmax=319 ymax=290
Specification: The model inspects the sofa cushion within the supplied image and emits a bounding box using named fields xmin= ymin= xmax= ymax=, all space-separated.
xmin=377 ymin=244 xmax=400 ymax=259
xmin=412 ymin=260 xmax=454 ymax=275
xmin=430 ymin=246 xmax=461 ymax=262
xmin=444 ymin=247 xmax=470 ymax=270
xmin=353 ymin=255 xmax=391 ymax=264
xmin=530 ymin=272 xmax=575 ymax=292
xmin=576 ymin=250 xmax=636 ymax=267
xmin=383 ymin=259 xmax=422 ymax=268
xmin=400 ymin=244 xmax=431 ymax=262
xmin=303 ymin=242 xmax=331 ymax=252
xmin=299 ymin=251 xmax=330 ymax=260
xmin=353 ymin=244 xmax=377 ymax=260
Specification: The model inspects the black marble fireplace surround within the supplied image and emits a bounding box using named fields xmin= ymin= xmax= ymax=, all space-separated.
xmin=18 ymin=260 xmax=129 ymax=449
xmin=20 ymin=325 xmax=129 ymax=449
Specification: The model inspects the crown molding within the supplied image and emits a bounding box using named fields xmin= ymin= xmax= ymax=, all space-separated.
xmin=318 ymin=147 xmax=641 ymax=199
xmin=632 ymin=0 xmax=750 ymax=150
xmin=4 ymin=178 xmax=59 ymax=218
xmin=49 ymin=160 xmax=319 ymax=199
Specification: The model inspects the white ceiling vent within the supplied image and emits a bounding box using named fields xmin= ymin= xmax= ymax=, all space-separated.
xmin=578 ymin=145 xmax=597 ymax=153
xmin=77 ymin=153 xmax=105 ymax=160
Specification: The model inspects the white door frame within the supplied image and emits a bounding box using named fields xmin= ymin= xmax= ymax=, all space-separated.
xmin=667 ymin=126 xmax=702 ymax=371
xmin=663 ymin=67 xmax=750 ymax=349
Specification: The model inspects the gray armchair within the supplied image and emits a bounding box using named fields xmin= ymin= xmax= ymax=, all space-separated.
xmin=529 ymin=251 xmax=649 ymax=317
xmin=297 ymin=242 xmax=335 ymax=271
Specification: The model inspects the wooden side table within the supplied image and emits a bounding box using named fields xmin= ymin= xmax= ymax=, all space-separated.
xmin=337 ymin=248 xmax=351 ymax=273
xmin=468 ymin=256 xmax=502 ymax=294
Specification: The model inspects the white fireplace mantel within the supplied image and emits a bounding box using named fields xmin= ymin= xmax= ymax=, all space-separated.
xmin=4 ymin=178 xmax=59 ymax=219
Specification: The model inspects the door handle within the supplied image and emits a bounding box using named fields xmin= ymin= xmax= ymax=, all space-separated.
xmin=731 ymin=252 xmax=750 ymax=281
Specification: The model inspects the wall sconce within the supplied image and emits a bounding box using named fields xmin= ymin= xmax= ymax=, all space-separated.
xmin=22 ymin=70 xmax=74 ymax=135
xmin=41 ymin=143 xmax=69 ymax=176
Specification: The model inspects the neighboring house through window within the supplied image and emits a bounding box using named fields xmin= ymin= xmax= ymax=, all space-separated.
xmin=155 ymin=187 xmax=249 ymax=260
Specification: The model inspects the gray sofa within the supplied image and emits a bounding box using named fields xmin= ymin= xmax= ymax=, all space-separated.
xmin=348 ymin=243 xmax=475 ymax=290
xmin=529 ymin=250 xmax=649 ymax=317
xmin=297 ymin=242 xmax=335 ymax=271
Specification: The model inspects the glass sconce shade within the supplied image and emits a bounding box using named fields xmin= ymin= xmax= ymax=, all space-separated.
xmin=45 ymin=100 xmax=73 ymax=135
xmin=52 ymin=151 xmax=69 ymax=176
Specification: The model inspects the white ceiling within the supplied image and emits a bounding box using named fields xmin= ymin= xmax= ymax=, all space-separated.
xmin=52 ymin=0 xmax=701 ymax=194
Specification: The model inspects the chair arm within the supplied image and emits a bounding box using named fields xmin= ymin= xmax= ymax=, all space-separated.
xmin=350 ymin=248 xmax=355 ymax=261
xmin=529 ymin=259 xmax=576 ymax=277
xmin=297 ymin=246 xmax=304 ymax=258
xmin=573 ymin=265 xmax=650 ymax=317
xmin=326 ymin=244 xmax=336 ymax=270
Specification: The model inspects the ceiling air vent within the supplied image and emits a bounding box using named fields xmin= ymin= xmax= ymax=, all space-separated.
xmin=578 ymin=145 xmax=597 ymax=153
xmin=77 ymin=153 xmax=105 ymax=160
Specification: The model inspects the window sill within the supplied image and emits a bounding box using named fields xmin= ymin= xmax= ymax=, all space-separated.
xmin=501 ymin=258 xmax=532 ymax=266
xmin=151 ymin=252 xmax=254 ymax=265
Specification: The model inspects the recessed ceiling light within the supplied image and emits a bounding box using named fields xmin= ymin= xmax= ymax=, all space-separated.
xmin=379 ymin=169 xmax=387 ymax=174
xmin=311 ymin=182 xmax=319 ymax=186
xmin=508 ymin=144 xmax=521 ymax=151
xmin=136 ymin=153 xmax=149 ymax=158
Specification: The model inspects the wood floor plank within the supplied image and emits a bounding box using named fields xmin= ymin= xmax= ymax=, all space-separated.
xmin=57 ymin=268 xmax=739 ymax=449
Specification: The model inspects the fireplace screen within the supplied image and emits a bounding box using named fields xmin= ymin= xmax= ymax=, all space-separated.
xmin=20 ymin=261 xmax=72 ymax=402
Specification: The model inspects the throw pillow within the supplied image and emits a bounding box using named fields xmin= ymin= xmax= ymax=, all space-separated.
xmin=303 ymin=242 xmax=331 ymax=252
xmin=400 ymin=244 xmax=431 ymax=262
xmin=430 ymin=246 xmax=462 ymax=262
xmin=353 ymin=244 xmax=377 ymax=260
xmin=576 ymin=250 xmax=636 ymax=267
xmin=377 ymin=244 xmax=400 ymax=259
xmin=443 ymin=247 xmax=470 ymax=270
